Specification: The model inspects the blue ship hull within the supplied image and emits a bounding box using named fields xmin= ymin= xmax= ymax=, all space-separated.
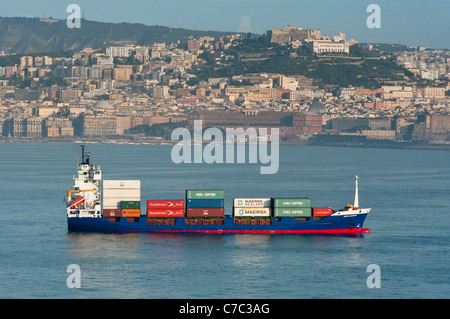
xmin=67 ymin=212 xmax=370 ymax=235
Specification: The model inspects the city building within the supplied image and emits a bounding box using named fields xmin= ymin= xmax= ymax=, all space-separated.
xmin=304 ymin=40 xmax=350 ymax=54
xmin=106 ymin=46 xmax=131 ymax=58
xmin=266 ymin=26 xmax=321 ymax=44
xmin=81 ymin=114 xmax=118 ymax=137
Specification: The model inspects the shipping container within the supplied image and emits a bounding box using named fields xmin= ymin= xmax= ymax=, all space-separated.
xmin=147 ymin=209 xmax=185 ymax=218
xmin=233 ymin=198 xmax=271 ymax=208
xmin=121 ymin=201 xmax=140 ymax=209
xmin=103 ymin=208 xmax=122 ymax=218
xmin=103 ymin=180 xmax=141 ymax=189
xmin=274 ymin=207 xmax=312 ymax=217
xmin=147 ymin=200 xmax=184 ymax=209
xmin=186 ymin=199 xmax=224 ymax=208
xmin=233 ymin=207 xmax=271 ymax=217
xmin=103 ymin=197 xmax=140 ymax=209
xmin=273 ymin=198 xmax=311 ymax=208
xmin=186 ymin=208 xmax=225 ymax=218
xmin=313 ymin=208 xmax=334 ymax=217
xmin=102 ymin=189 xmax=141 ymax=198
xmin=186 ymin=190 xmax=224 ymax=200
xmin=121 ymin=208 xmax=141 ymax=217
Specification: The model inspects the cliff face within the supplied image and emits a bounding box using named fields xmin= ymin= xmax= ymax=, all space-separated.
xmin=0 ymin=17 xmax=230 ymax=54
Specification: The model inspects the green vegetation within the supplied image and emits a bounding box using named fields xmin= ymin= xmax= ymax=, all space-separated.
xmin=0 ymin=50 xmax=74 ymax=67
xmin=194 ymin=39 xmax=411 ymax=88
xmin=0 ymin=17 xmax=231 ymax=54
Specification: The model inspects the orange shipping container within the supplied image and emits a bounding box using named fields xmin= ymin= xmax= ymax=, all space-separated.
xmin=122 ymin=208 xmax=141 ymax=217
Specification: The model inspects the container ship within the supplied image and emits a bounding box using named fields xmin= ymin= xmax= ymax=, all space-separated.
xmin=66 ymin=146 xmax=371 ymax=234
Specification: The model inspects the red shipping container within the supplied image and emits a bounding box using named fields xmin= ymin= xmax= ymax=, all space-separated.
xmin=147 ymin=200 xmax=184 ymax=209
xmin=103 ymin=209 xmax=122 ymax=217
xmin=313 ymin=208 xmax=334 ymax=217
xmin=147 ymin=209 xmax=185 ymax=218
xmin=186 ymin=208 xmax=224 ymax=218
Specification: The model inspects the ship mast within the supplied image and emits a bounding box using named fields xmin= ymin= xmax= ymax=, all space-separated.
xmin=353 ymin=174 xmax=359 ymax=209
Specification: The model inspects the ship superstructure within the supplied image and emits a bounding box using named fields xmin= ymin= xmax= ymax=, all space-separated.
xmin=66 ymin=145 xmax=102 ymax=218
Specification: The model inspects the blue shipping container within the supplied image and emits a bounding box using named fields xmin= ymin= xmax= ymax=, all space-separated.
xmin=186 ymin=199 xmax=224 ymax=208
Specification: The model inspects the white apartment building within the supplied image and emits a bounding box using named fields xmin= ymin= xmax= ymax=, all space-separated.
xmin=305 ymin=40 xmax=350 ymax=54
xmin=106 ymin=46 xmax=132 ymax=58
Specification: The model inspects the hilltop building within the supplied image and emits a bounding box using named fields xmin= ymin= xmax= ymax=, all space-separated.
xmin=266 ymin=26 xmax=321 ymax=44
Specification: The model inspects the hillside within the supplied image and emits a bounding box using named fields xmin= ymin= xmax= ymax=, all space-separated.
xmin=0 ymin=17 xmax=232 ymax=54
xmin=194 ymin=38 xmax=414 ymax=89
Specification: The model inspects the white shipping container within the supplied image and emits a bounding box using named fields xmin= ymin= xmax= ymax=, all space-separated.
xmin=103 ymin=197 xmax=141 ymax=209
xmin=103 ymin=180 xmax=140 ymax=189
xmin=233 ymin=198 xmax=272 ymax=208
xmin=103 ymin=189 xmax=141 ymax=198
xmin=233 ymin=207 xmax=271 ymax=217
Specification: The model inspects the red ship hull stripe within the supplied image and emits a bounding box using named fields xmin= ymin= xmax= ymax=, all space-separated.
xmin=110 ymin=228 xmax=371 ymax=234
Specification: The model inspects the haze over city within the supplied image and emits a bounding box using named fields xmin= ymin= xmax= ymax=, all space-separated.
xmin=2 ymin=0 xmax=450 ymax=49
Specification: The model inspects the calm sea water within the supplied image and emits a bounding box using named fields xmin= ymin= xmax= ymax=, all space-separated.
xmin=0 ymin=142 xmax=449 ymax=299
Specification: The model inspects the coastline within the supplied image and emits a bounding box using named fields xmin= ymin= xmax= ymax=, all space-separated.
xmin=1 ymin=135 xmax=450 ymax=150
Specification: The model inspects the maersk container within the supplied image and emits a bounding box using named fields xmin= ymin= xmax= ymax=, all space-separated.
xmin=186 ymin=208 xmax=225 ymax=218
xmin=274 ymin=207 xmax=312 ymax=217
xmin=121 ymin=201 xmax=141 ymax=209
xmin=233 ymin=207 xmax=271 ymax=217
xmin=186 ymin=199 xmax=224 ymax=208
xmin=273 ymin=198 xmax=311 ymax=208
xmin=147 ymin=209 xmax=185 ymax=218
xmin=147 ymin=200 xmax=184 ymax=209
xmin=233 ymin=198 xmax=271 ymax=208
xmin=186 ymin=190 xmax=224 ymax=200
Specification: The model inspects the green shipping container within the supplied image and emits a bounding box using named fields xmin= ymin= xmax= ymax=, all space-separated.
xmin=273 ymin=198 xmax=311 ymax=208
xmin=121 ymin=201 xmax=141 ymax=209
xmin=186 ymin=190 xmax=224 ymax=200
xmin=274 ymin=207 xmax=312 ymax=217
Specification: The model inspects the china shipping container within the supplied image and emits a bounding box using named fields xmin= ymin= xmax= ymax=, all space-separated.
xmin=273 ymin=198 xmax=312 ymax=208
xmin=233 ymin=207 xmax=271 ymax=217
xmin=147 ymin=200 xmax=184 ymax=209
xmin=233 ymin=198 xmax=272 ymax=208
xmin=186 ymin=190 xmax=224 ymax=200
xmin=147 ymin=209 xmax=185 ymax=218
xmin=186 ymin=199 xmax=224 ymax=208
xmin=121 ymin=201 xmax=141 ymax=209
xmin=274 ymin=207 xmax=312 ymax=217
xmin=186 ymin=208 xmax=225 ymax=218
xmin=313 ymin=208 xmax=334 ymax=217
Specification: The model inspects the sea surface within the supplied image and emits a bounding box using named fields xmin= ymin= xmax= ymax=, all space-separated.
xmin=0 ymin=142 xmax=449 ymax=299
